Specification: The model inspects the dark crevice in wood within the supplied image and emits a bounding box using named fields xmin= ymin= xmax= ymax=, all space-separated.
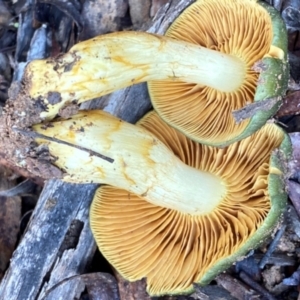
xmin=58 ymin=219 xmax=84 ymax=257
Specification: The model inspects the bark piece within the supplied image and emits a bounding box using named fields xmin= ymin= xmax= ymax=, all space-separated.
xmin=216 ymin=273 xmax=259 ymax=300
xmin=0 ymin=180 xmax=98 ymax=300
xmin=151 ymin=0 xmax=170 ymax=17
xmin=288 ymin=181 xmax=300 ymax=217
xmin=128 ymin=0 xmax=151 ymax=28
xmin=37 ymin=0 xmax=82 ymax=31
xmin=289 ymin=53 xmax=300 ymax=82
xmin=0 ymin=166 xmax=21 ymax=280
xmin=14 ymin=0 xmax=36 ymax=62
xmin=288 ymin=132 xmax=300 ymax=181
xmin=282 ymin=0 xmax=300 ymax=30
xmin=276 ymin=90 xmax=300 ymax=117
xmin=233 ymin=97 xmax=280 ymax=123
xmin=80 ymin=0 xmax=129 ymax=40
xmin=116 ymin=273 xmax=152 ymax=300
xmin=41 ymin=272 xmax=120 ymax=300
xmin=0 ymin=0 xmax=11 ymax=26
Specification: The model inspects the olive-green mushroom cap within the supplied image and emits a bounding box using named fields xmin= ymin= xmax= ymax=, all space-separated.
xmin=90 ymin=111 xmax=290 ymax=296
xmin=148 ymin=0 xmax=288 ymax=146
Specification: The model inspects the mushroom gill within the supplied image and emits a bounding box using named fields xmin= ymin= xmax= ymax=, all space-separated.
xmin=148 ymin=0 xmax=278 ymax=145
xmin=90 ymin=111 xmax=288 ymax=296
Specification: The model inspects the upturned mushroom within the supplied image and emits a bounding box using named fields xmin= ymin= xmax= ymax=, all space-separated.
xmin=24 ymin=0 xmax=288 ymax=146
xmin=32 ymin=109 xmax=291 ymax=296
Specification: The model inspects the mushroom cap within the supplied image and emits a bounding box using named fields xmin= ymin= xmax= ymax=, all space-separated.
xmin=148 ymin=0 xmax=288 ymax=146
xmin=90 ymin=111 xmax=291 ymax=296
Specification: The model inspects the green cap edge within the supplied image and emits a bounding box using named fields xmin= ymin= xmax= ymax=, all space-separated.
xmin=147 ymin=126 xmax=291 ymax=297
xmin=151 ymin=1 xmax=289 ymax=148
xmin=211 ymin=2 xmax=289 ymax=147
xmin=196 ymin=126 xmax=291 ymax=289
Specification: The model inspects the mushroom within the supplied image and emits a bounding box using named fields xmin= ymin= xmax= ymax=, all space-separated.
xmin=24 ymin=0 xmax=288 ymax=146
xmin=32 ymin=109 xmax=291 ymax=296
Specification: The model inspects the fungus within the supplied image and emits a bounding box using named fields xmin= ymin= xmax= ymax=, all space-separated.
xmin=25 ymin=0 xmax=288 ymax=146
xmin=32 ymin=110 xmax=291 ymax=296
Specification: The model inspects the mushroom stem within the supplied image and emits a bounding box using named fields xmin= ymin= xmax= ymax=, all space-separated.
xmin=27 ymin=32 xmax=246 ymax=120
xmin=33 ymin=110 xmax=226 ymax=215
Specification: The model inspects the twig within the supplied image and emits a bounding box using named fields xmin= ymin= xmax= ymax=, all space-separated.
xmin=259 ymin=224 xmax=287 ymax=269
xmin=13 ymin=127 xmax=114 ymax=163
xmin=239 ymin=271 xmax=277 ymax=300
